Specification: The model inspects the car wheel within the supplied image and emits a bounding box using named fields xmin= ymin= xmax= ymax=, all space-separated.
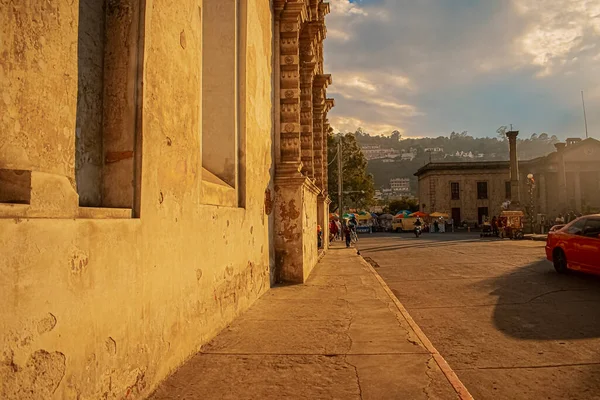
xmin=553 ymin=249 xmax=568 ymax=274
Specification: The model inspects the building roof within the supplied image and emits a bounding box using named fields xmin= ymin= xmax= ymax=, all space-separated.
xmin=414 ymin=137 xmax=600 ymax=177
xmin=414 ymin=161 xmax=510 ymax=176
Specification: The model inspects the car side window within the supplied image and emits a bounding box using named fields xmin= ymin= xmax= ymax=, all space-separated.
xmin=583 ymin=218 xmax=600 ymax=238
xmin=567 ymin=219 xmax=586 ymax=235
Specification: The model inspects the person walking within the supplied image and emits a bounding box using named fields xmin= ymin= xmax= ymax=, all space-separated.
xmin=491 ymin=216 xmax=498 ymax=237
xmin=344 ymin=224 xmax=352 ymax=248
xmin=329 ymin=219 xmax=338 ymax=243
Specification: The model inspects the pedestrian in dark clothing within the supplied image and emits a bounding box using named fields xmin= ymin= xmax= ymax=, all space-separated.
xmin=491 ymin=216 xmax=498 ymax=236
xmin=344 ymin=225 xmax=351 ymax=248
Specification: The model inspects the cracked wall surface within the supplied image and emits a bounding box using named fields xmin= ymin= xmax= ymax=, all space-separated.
xmin=0 ymin=0 xmax=273 ymax=398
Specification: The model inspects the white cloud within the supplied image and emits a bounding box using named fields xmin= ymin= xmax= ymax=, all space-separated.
xmin=514 ymin=0 xmax=600 ymax=76
xmin=329 ymin=0 xmax=368 ymax=16
xmin=323 ymin=0 xmax=600 ymax=138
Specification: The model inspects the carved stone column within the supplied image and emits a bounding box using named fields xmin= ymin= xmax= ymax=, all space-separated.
xmin=312 ymin=74 xmax=330 ymax=190
xmin=273 ymin=0 xmax=333 ymax=283
xmin=278 ymin=2 xmax=306 ymax=175
xmin=299 ymin=25 xmax=317 ymax=177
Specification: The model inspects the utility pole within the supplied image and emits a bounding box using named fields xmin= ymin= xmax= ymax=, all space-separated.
xmin=582 ymin=90 xmax=589 ymax=139
xmin=337 ymin=137 xmax=343 ymax=216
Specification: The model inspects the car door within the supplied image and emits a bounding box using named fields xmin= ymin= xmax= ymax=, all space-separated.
xmin=579 ymin=218 xmax=600 ymax=272
xmin=563 ymin=218 xmax=587 ymax=270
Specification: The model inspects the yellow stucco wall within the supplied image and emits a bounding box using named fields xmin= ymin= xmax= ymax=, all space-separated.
xmin=0 ymin=0 xmax=274 ymax=398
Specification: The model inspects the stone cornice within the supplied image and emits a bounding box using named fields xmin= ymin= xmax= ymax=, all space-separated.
xmin=325 ymin=98 xmax=335 ymax=111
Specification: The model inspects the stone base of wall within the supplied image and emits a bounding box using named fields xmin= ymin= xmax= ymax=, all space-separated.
xmin=273 ymin=170 xmax=322 ymax=284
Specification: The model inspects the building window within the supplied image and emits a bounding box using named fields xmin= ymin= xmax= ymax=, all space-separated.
xmin=201 ymin=0 xmax=245 ymax=207
xmin=478 ymin=207 xmax=489 ymax=224
xmin=75 ymin=0 xmax=143 ymax=213
xmin=477 ymin=182 xmax=488 ymax=200
xmin=505 ymin=181 xmax=511 ymax=200
xmin=450 ymin=182 xmax=460 ymax=200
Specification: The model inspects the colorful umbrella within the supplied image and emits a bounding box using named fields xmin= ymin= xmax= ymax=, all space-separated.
xmin=430 ymin=212 xmax=449 ymax=219
xmin=329 ymin=213 xmax=339 ymax=220
xmin=409 ymin=211 xmax=429 ymax=218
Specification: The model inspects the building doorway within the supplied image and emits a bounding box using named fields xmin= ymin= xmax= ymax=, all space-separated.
xmin=478 ymin=207 xmax=489 ymax=225
xmin=451 ymin=208 xmax=461 ymax=225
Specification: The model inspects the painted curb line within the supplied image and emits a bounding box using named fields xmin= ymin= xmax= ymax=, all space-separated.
xmin=359 ymin=256 xmax=475 ymax=400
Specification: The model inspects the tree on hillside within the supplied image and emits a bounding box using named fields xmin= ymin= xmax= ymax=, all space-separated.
xmin=391 ymin=130 xmax=402 ymax=141
xmin=388 ymin=198 xmax=419 ymax=214
xmin=496 ymin=126 xmax=509 ymax=140
xmin=327 ymin=130 xmax=375 ymax=212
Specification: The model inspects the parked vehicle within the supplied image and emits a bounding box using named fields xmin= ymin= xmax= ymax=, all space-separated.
xmin=545 ymin=214 xmax=600 ymax=274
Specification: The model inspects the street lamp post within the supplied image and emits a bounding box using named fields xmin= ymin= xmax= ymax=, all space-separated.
xmin=527 ymin=173 xmax=536 ymax=233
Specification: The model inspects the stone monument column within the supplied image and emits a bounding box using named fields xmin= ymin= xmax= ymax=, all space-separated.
xmin=507 ymin=131 xmax=521 ymax=207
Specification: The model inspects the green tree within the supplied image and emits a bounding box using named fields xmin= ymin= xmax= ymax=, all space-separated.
xmin=388 ymin=198 xmax=419 ymax=215
xmin=327 ymin=130 xmax=375 ymax=212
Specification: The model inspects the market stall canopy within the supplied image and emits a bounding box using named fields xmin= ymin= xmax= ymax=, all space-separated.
xmin=342 ymin=213 xmax=355 ymax=219
xmin=396 ymin=210 xmax=412 ymax=217
xmin=409 ymin=211 xmax=429 ymax=218
xmin=430 ymin=212 xmax=449 ymax=219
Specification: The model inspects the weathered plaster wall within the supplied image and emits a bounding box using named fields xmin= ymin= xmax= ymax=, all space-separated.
xmin=0 ymin=1 xmax=77 ymax=179
xmin=0 ymin=0 xmax=274 ymax=398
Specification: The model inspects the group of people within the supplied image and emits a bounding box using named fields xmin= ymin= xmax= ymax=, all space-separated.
xmin=554 ymin=212 xmax=582 ymax=225
xmin=329 ymin=217 xmax=358 ymax=248
xmin=485 ymin=216 xmax=515 ymax=238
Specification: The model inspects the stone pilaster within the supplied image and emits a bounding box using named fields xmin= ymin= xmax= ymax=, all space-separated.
xmin=277 ymin=1 xmax=307 ymax=174
xmin=273 ymin=0 xmax=334 ymax=284
xmin=555 ymin=142 xmax=568 ymax=212
xmin=312 ymin=74 xmax=331 ymax=190
xmin=299 ymin=24 xmax=317 ymax=177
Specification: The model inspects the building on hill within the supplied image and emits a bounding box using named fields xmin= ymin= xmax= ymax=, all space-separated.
xmin=401 ymin=153 xmax=416 ymax=161
xmin=390 ymin=178 xmax=411 ymax=194
xmin=415 ymin=137 xmax=600 ymax=226
xmin=361 ymin=146 xmax=401 ymax=160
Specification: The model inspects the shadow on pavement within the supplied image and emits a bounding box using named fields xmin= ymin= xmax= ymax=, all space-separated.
xmin=488 ymin=260 xmax=600 ymax=341
xmin=359 ymin=234 xmax=491 ymax=253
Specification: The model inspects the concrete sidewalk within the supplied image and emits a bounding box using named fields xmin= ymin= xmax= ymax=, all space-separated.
xmin=148 ymin=244 xmax=469 ymax=399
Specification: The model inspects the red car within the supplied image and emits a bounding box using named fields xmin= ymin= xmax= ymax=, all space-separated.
xmin=546 ymin=215 xmax=600 ymax=274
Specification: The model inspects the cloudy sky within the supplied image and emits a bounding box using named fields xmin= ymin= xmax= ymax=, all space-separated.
xmin=324 ymin=0 xmax=600 ymax=139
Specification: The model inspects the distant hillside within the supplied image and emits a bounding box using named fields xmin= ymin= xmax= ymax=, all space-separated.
xmin=353 ymin=130 xmax=560 ymax=190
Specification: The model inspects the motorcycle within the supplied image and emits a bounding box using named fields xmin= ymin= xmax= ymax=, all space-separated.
xmin=414 ymin=225 xmax=422 ymax=238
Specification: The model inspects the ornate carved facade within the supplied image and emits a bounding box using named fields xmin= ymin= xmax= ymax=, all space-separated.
xmin=273 ymin=0 xmax=335 ymax=283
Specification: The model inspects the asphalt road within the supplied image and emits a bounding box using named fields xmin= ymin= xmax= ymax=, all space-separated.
xmin=359 ymin=232 xmax=600 ymax=400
